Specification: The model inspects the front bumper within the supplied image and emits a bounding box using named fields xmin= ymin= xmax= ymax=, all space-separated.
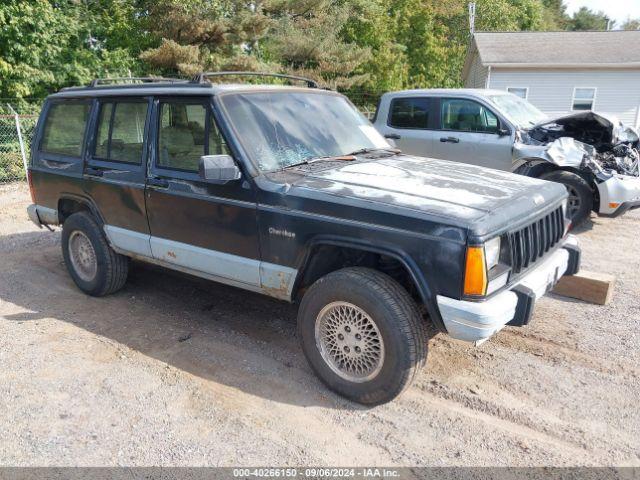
xmin=437 ymin=235 xmax=580 ymax=343
xmin=597 ymin=174 xmax=640 ymax=217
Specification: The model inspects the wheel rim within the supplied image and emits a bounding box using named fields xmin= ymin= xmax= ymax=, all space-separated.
xmin=567 ymin=186 xmax=582 ymax=219
xmin=314 ymin=302 xmax=385 ymax=383
xmin=68 ymin=231 xmax=97 ymax=282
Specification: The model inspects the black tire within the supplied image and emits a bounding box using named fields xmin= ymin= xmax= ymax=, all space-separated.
xmin=61 ymin=211 xmax=129 ymax=296
xmin=297 ymin=267 xmax=428 ymax=405
xmin=540 ymin=170 xmax=593 ymax=227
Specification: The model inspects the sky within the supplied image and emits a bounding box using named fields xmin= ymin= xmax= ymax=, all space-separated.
xmin=564 ymin=0 xmax=640 ymax=25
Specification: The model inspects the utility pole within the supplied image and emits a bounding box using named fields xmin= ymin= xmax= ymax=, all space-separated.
xmin=469 ymin=2 xmax=476 ymax=36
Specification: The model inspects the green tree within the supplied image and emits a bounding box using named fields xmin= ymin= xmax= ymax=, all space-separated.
xmin=0 ymin=0 xmax=142 ymax=100
xmin=139 ymin=0 xmax=372 ymax=88
xmin=540 ymin=0 xmax=570 ymax=30
xmin=568 ymin=6 xmax=610 ymax=31
xmin=620 ymin=18 xmax=640 ymax=30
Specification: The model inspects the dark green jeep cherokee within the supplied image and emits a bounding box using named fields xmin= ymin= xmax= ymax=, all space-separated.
xmin=26 ymin=73 xmax=580 ymax=404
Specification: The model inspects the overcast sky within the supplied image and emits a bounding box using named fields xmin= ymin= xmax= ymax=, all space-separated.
xmin=564 ymin=0 xmax=640 ymax=24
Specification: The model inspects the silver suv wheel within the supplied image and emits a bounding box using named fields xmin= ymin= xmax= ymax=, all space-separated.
xmin=314 ymin=301 xmax=385 ymax=383
xmin=68 ymin=230 xmax=98 ymax=282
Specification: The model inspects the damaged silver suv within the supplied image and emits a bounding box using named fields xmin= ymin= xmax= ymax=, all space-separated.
xmin=374 ymin=89 xmax=640 ymax=226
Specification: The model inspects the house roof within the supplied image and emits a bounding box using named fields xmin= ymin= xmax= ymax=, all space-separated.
xmin=464 ymin=31 xmax=640 ymax=77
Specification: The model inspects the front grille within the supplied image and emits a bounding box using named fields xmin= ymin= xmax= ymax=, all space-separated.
xmin=508 ymin=207 xmax=565 ymax=274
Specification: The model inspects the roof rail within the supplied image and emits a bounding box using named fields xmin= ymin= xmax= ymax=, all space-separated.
xmin=192 ymin=71 xmax=319 ymax=88
xmin=88 ymin=77 xmax=188 ymax=87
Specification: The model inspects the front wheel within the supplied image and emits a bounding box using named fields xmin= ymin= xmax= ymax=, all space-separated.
xmin=540 ymin=170 xmax=593 ymax=227
xmin=297 ymin=267 xmax=428 ymax=405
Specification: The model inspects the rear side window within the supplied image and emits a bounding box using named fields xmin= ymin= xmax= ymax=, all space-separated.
xmin=40 ymin=102 xmax=91 ymax=157
xmin=441 ymin=98 xmax=499 ymax=133
xmin=388 ymin=97 xmax=431 ymax=129
xmin=157 ymin=100 xmax=229 ymax=172
xmin=94 ymin=100 xmax=148 ymax=164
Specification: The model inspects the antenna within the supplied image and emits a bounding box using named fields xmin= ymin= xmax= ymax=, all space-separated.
xmin=469 ymin=2 xmax=476 ymax=35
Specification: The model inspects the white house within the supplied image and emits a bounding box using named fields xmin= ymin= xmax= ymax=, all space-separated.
xmin=462 ymin=31 xmax=640 ymax=127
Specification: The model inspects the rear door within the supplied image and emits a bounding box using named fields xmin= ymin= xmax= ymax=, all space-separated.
xmin=377 ymin=96 xmax=439 ymax=157
xmin=83 ymin=97 xmax=152 ymax=256
xmin=144 ymin=96 xmax=261 ymax=288
xmin=431 ymin=97 xmax=513 ymax=170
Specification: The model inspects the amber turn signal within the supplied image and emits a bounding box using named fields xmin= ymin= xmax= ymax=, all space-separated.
xmin=463 ymin=246 xmax=488 ymax=296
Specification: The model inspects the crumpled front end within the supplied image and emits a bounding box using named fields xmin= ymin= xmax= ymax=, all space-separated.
xmin=513 ymin=112 xmax=640 ymax=218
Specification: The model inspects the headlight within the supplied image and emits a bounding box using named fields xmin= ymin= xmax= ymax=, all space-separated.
xmin=484 ymin=237 xmax=501 ymax=270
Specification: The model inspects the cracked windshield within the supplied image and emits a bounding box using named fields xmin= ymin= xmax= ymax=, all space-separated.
xmin=220 ymin=91 xmax=391 ymax=172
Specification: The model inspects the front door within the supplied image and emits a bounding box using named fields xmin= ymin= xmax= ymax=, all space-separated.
xmin=430 ymin=97 xmax=513 ymax=171
xmin=145 ymin=97 xmax=261 ymax=289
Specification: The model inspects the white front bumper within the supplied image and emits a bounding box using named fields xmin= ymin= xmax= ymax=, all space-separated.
xmin=597 ymin=174 xmax=640 ymax=216
xmin=437 ymin=236 xmax=577 ymax=343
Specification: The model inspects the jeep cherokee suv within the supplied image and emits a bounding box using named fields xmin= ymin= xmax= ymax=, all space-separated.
xmin=26 ymin=73 xmax=581 ymax=405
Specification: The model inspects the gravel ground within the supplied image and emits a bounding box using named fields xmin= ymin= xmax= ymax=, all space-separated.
xmin=0 ymin=182 xmax=639 ymax=467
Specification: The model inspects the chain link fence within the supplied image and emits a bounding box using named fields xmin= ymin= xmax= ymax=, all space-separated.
xmin=0 ymin=104 xmax=40 ymax=183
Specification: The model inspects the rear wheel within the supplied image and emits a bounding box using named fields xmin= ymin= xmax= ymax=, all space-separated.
xmin=541 ymin=170 xmax=593 ymax=227
xmin=298 ymin=267 xmax=428 ymax=405
xmin=62 ymin=211 xmax=129 ymax=296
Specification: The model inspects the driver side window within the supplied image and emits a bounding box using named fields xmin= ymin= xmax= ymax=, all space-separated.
xmin=441 ymin=98 xmax=499 ymax=134
xmin=157 ymin=100 xmax=230 ymax=172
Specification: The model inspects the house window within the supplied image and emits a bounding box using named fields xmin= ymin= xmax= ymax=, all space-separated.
xmin=572 ymin=88 xmax=596 ymax=111
xmin=507 ymin=87 xmax=528 ymax=99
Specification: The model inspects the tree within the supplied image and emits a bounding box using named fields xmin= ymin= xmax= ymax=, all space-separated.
xmin=540 ymin=0 xmax=570 ymax=30
xmin=568 ymin=6 xmax=610 ymax=31
xmin=138 ymin=0 xmax=372 ymax=88
xmin=620 ymin=18 xmax=640 ymax=30
xmin=0 ymin=0 xmax=142 ymax=100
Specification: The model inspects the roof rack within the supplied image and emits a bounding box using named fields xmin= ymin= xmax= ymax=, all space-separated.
xmin=88 ymin=77 xmax=189 ymax=87
xmin=192 ymin=71 xmax=319 ymax=88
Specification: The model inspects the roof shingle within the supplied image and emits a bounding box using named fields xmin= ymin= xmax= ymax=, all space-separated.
xmin=473 ymin=31 xmax=640 ymax=66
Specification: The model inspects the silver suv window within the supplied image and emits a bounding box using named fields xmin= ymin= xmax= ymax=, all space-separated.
xmin=388 ymin=97 xmax=431 ymax=129
xmin=441 ymin=98 xmax=499 ymax=133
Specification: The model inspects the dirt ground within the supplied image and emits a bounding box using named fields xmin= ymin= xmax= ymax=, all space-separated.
xmin=0 ymin=181 xmax=639 ymax=467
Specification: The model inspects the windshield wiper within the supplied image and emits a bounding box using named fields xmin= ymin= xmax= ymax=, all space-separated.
xmin=346 ymin=147 xmax=401 ymax=157
xmin=280 ymin=154 xmax=357 ymax=170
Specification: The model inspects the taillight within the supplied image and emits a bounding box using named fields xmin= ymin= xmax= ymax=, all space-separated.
xmin=27 ymin=169 xmax=36 ymax=203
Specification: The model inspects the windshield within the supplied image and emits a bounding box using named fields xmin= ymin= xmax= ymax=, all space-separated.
xmin=219 ymin=91 xmax=390 ymax=172
xmin=487 ymin=93 xmax=547 ymax=128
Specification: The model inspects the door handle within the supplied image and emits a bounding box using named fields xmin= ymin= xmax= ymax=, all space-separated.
xmin=85 ymin=167 xmax=104 ymax=177
xmin=147 ymin=177 xmax=169 ymax=188
xmin=440 ymin=136 xmax=460 ymax=143
xmin=385 ymin=133 xmax=401 ymax=140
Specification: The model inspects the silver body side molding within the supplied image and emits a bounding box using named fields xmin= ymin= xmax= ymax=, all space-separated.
xmin=103 ymin=225 xmax=296 ymax=301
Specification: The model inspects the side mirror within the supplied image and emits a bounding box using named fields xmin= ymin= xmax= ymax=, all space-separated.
xmin=497 ymin=127 xmax=511 ymax=137
xmin=198 ymin=155 xmax=241 ymax=183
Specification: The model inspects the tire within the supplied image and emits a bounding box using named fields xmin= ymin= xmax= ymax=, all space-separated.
xmin=297 ymin=267 xmax=428 ymax=405
xmin=61 ymin=211 xmax=129 ymax=296
xmin=540 ymin=170 xmax=593 ymax=227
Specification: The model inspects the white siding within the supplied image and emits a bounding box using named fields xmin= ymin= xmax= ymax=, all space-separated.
xmin=464 ymin=53 xmax=489 ymax=88
xmin=488 ymin=68 xmax=640 ymax=127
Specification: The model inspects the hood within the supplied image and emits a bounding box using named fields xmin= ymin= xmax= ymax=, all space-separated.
xmin=276 ymin=155 xmax=566 ymax=229
xmin=526 ymin=111 xmax=639 ymax=151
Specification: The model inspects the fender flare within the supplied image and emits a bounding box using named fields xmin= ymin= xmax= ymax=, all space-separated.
xmin=292 ymin=235 xmax=446 ymax=332
xmin=57 ymin=193 xmax=106 ymax=226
